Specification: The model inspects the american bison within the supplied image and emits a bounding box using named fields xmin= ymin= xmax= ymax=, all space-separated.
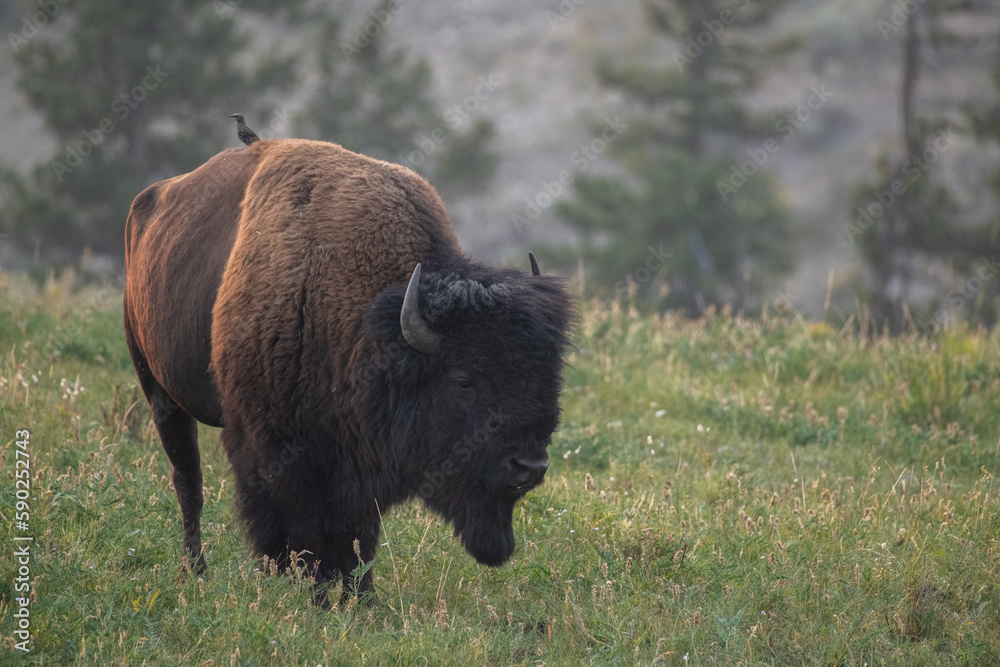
xmin=123 ymin=138 xmax=574 ymax=601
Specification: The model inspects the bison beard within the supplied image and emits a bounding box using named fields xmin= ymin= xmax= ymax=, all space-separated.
xmin=123 ymin=138 xmax=574 ymax=603
xmin=454 ymin=497 xmax=517 ymax=567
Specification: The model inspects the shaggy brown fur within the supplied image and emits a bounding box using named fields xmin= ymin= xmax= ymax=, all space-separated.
xmin=124 ymin=144 xmax=263 ymax=570
xmin=210 ymin=139 xmax=462 ymax=430
xmin=124 ymin=138 xmax=573 ymax=602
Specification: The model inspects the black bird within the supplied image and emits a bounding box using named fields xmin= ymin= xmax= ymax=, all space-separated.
xmin=228 ymin=113 xmax=260 ymax=146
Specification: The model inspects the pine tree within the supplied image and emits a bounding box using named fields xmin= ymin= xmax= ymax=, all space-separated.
xmin=293 ymin=5 xmax=497 ymax=198
xmin=0 ymin=0 xmax=496 ymax=268
xmin=962 ymin=12 xmax=1000 ymax=329
xmin=554 ymin=0 xmax=796 ymax=315
xmin=849 ymin=2 xmax=996 ymax=334
xmin=1 ymin=0 xmax=303 ymax=265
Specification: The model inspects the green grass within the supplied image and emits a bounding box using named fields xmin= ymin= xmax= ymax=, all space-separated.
xmin=2 ymin=273 xmax=999 ymax=665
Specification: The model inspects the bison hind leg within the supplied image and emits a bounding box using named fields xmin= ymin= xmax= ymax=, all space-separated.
xmin=125 ymin=309 xmax=206 ymax=576
xmin=148 ymin=385 xmax=206 ymax=575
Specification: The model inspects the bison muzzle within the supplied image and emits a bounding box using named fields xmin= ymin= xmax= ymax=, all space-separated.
xmin=123 ymin=138 xmax=574 ymax=602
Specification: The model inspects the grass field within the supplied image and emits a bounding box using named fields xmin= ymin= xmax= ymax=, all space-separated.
xmin=1 ymin=271 xmax=999 ymax=666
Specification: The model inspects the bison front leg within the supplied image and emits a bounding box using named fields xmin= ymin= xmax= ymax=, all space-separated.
xmin=326 ymin=523 xmax=380 ymax=604
xmin=225 ymin=430 xmax=292 ymax=565
xmin=288 ymin=526 xmax=379 ymax=607
xmin=284 ymin=519 xmax=379 ymax=606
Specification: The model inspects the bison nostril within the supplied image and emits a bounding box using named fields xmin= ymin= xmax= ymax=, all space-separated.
xmin=506 ymin=453 xmax=549 ymax=488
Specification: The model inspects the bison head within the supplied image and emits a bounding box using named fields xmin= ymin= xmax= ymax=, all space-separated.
xmin=354 ymin=257 xmax=574 ymax=566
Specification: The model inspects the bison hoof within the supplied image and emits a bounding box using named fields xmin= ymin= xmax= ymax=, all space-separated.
xmin=339 ymin=581 xmax=377 ymax=607
xmin=311 ymin=585 xmax=334 ymax=610
xmin=177 ymin=553 xmax=207 ymax=583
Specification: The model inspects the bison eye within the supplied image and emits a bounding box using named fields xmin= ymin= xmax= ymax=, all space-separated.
xmin=448 ymin=368 xmax=474 ymax=391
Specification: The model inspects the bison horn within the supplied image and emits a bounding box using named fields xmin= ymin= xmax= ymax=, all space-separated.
xmin=400 ymin=263 xmax=441 ymax=355
xmin=528 ymin=251 xmax=541 ymax=276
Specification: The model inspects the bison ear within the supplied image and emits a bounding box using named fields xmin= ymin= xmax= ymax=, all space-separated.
xmin=401 ymin=264 xmax=442 ymax=355
xmin=528 ymin=251 xmax=541 ymax=276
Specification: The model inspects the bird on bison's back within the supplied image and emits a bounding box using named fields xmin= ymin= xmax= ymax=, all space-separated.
xmin=228 ymin=112 xmax=260 ymax=145
xmin=122 ymin=137 xmax=574 ymax=604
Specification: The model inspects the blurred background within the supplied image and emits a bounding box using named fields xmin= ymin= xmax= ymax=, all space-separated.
xmin=1 ymin=0 xmax=998 ymax=334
